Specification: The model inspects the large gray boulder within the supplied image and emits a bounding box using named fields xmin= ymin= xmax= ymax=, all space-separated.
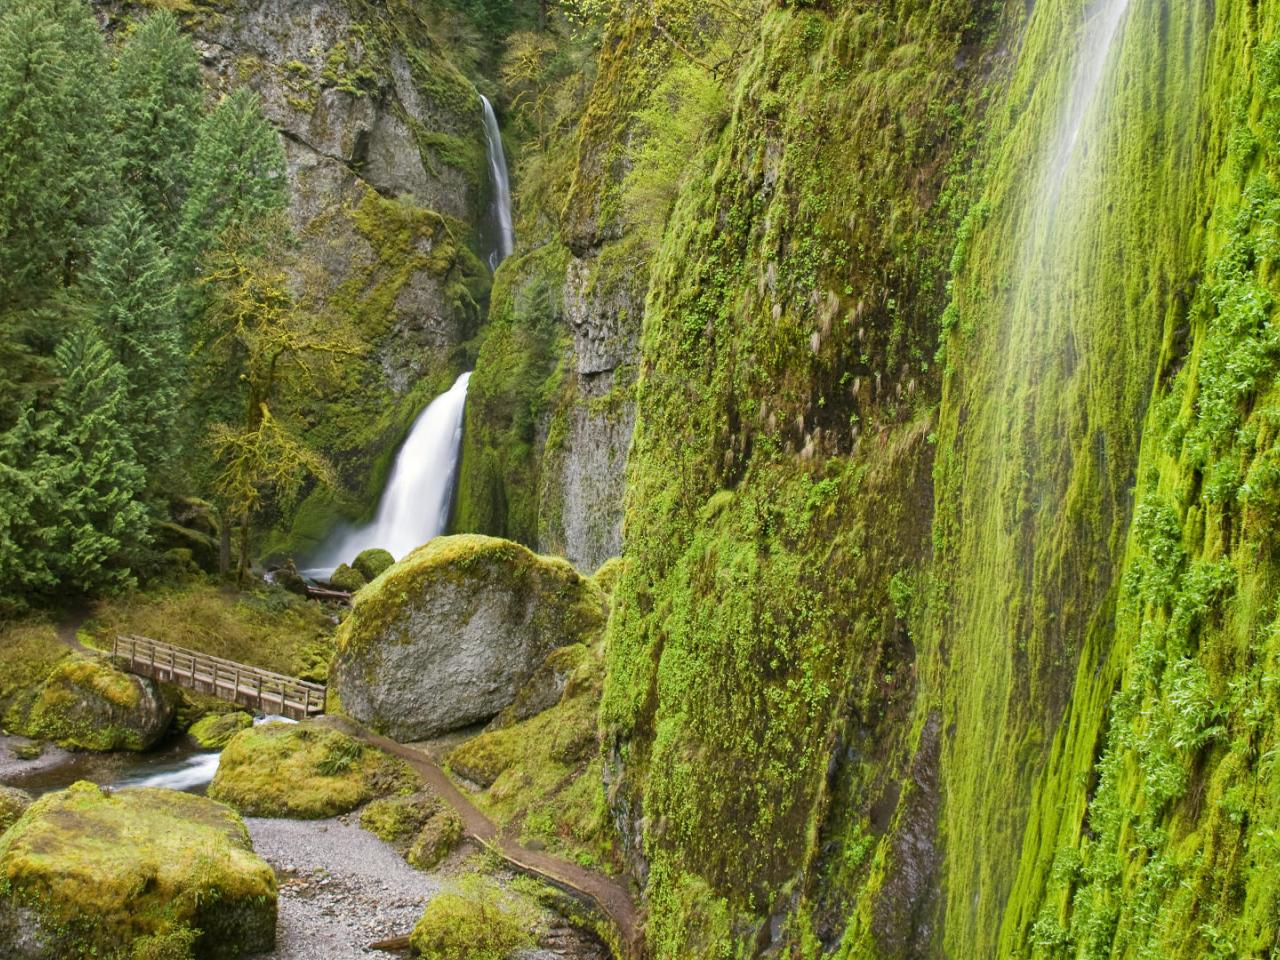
xmin=331 ymin=535 xmax=607 ymax=740
xmin=19 ymin=657 xmax=173 ymax=752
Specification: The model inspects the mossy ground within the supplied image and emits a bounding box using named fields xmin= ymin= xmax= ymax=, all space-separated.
xmin=359 ymin=790 xmax=462 ymax=870
xmin=81 ymin=581 xmax=335 ymax=683
xmin=448 ymin=642 xmax=617 ymax=872
xmin=0 ymin=782 xmax=275 ymax=959
xmin=0 ymin=618 xmax=68 ymax=735
xmin=208 ymin=721 xmax=418 ymax=819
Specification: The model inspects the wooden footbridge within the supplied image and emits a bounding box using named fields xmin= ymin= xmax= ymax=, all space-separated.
xmin=112 ymin=635 xmax=326 ymax=720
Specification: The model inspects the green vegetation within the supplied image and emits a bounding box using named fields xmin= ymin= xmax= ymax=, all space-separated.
xmin=447 ymin=642 xmax=614 ymax=869
xmin=209 ymin=722 xmax=418 ymax=819
xmin=21 ymin=657 xmax=172 ymax=752
xmin=360 ymin=790 xmax=463 ymax=869
xmin=409 ymin=880 xmax=533 ymax=960
xmin=0 ymin=787 xmax=32 ymax=834
xmin=187 ymin=711 xmax=252 ymax=749
xmin=81 ymin=581 xmax=336 ymax=681
xmin=352 ymin=547 xmax=394 ymax=581
xmin=0 ymin=618 xmax=69 ymax=732
xmin=0 ymin=782 xmax=275 ymax=958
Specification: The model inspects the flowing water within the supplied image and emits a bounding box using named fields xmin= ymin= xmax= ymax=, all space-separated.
xmin=307 ymin=372 xmax=472 ymax=576
xmin=481 ymin=94 xmax=515 ymax=269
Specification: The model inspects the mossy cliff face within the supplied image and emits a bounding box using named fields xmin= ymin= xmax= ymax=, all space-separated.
xmin=94 ymin=0 xmax=490 ymax=555
xmin=0 ymin=782 xmax=276 ymax=959
xmin=452 ymin=13 xmax=665 ymax=573
xmin=331 ymin=534 xmax=607 ymax=739
xmin=588 ymin=0 xmax=1280 ymax=957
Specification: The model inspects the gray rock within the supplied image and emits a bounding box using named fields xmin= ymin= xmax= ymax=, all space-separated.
xmin=331 ymin=536 xmax=607 ymax=740
xmin=21 ymin=658 xmax=173 ymax=752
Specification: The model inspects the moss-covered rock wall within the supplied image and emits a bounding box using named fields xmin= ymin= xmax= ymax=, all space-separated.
xmin=586 ymin=0 xmax=1280 ymax=956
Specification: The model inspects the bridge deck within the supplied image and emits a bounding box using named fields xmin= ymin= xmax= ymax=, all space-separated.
xmin=112 ymin=635 xmax=326 ymax=720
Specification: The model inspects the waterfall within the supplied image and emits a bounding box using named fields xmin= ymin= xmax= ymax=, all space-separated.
xmin=1041 ymin=0 xmax=1133 ymax=212
xmin=308 ymin=372 xmax=472 ymax=576
xmin=480 ymin=94 xmax=515 ymax=269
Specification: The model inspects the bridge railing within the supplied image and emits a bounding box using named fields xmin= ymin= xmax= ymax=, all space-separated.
xmin=112 ymin=634 xmax=326 ymax=720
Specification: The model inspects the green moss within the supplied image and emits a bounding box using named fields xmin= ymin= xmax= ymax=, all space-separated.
xmin=409 ymin=888 xmax=532 ymax=960
xmin=447 ymin=645 xmax=615 ymax=870
xmin=405 ymin=809 xmax=462 ymax=870
xmin=22 ymin=657 xmax=170 ymax=752
xmin=358 ymin=790 xmax=462 ymax=869
xmin=329 ymin=563 xmax=367 ymax=593
xmin=208 ymin=722 xmax=418 ymax=819
xmin=0 ymin=786 xmax=32 ymax=834
xmin=352 ymin=548 xmax=394 ymax=582
xmin=0 ymin=618 xmax=69 ymax=733
xmin=188 ymin=712 xmax=253 ymax=750
xmin=0 ymin=782 xmax=275 ymax=959
xmin=82 ymin=582 xmax=335 ymax=682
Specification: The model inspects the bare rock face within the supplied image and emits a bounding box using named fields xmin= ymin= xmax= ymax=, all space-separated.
xmin=331 ymin=535 xmax=608 ymax=740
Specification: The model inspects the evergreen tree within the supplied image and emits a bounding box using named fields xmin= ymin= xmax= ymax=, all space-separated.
xmin=0 ymin=328 xmax=150 ymax=607
xmin=112 ymin=10 xmax=204 ymax=239
xmin=0 ymin=0 xmax=114 ymax=427
xmin=47 ymin=327 xmax=151 ymax=594
xmin=178 ymin=88 xmax=288 ymax=274
xmin=0 ymin=0 xmax=113 ymax=306
xmin=84 ymin=200 xmax=185 ymax=475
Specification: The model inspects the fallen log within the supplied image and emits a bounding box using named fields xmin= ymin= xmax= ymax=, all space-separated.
xmin=305 ymin=585 xmax=352 ymax=604
xmin=368 ymin=934 xmax=412 ymax=952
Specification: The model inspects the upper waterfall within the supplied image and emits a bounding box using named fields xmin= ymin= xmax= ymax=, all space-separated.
xmin=307 ymin=372 xmax=472 ymax=575
xmin=481 ymin=94 xmax=515 ymax=269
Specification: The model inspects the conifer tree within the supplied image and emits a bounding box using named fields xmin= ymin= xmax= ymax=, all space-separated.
xmin=46 ymin=328 xmax=151 ymax=594
xmin=178 ymin=88 xmax=288 ymax=274
xmin=0 ymin=0 xmax=114 ymax=426
xmin=0 ymin=328 xmax=150 ymax=607
xmin=112 ymin=10 xmax=204 ymax=238
xmin=84 ymin=200 xmax=185 ymax=476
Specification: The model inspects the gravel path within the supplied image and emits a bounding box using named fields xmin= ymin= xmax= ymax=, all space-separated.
xmin=245 ymin=817 xmax=440 ymax=959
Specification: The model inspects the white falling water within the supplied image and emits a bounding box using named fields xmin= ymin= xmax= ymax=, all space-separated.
xmin=1041 ymin=0 xmax=1132 ymax=212
xmin=481 ymin=94 xmax=515 ymax=269
xmin=309 ymin=372 xmax=472 ymax=575
xmin=113 ymin=751 xmax=222 ymax=793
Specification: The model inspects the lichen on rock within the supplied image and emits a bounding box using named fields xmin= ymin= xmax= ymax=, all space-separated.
xmin=330 ymin=534 xmax=607 ymax=740
xmin=0 ymin=782 xmax=276 ymax=959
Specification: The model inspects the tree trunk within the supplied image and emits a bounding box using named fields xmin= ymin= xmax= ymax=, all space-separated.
xmin=218 ymin=506 xmax=232 ymax=578
xmin=237 ymin=510 xmax=251 ymax=584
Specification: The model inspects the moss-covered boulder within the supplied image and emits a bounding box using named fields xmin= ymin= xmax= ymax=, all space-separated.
xmin=331 ymin=535 xmax=608 ymax=739
xmin=188 ymin=712 xmax=253 ymax=749
xmin=359 ymin=791 xmax=462 ymax=869
xmin=23 ymin=657 xmax=173 ymax=752
xmin=209 ymin=721 xmax=417 ymax=819
xmin=409 ymin=889 xmax=531 ymax=960
xmin=352 ymin=548 xmax=394 ymax=582
xmin=0 ymin=782 xmax=276 ymax=958
xmin=0 ymin=786 xmax=32 ymax=834
xmin=329 ymin=563 xmax=367 ymax=593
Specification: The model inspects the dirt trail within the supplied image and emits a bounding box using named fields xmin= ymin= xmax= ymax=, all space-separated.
xmin=323 ymin=717 xmax=643 ymax=959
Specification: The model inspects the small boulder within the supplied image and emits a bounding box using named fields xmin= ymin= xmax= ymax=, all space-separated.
xmin=331 ymin=535 xmax=607 ymax=740
xmin=0 ymin=786 xmax=32 ymax=833
xmin=410 ymin=889 xmax=530 ymax=960
xmin=273 ymin=560 xmax=309 ymax=596
xmin=329 ymin=563 xmax=367 ymax=593
xmin=188 ymin=711 xmax=253 ymax=749
xmin=209 ymin=721 xmax=417 ymax=819
xmin=24 ymin=657 xmax=173 ymax=751
xmin=359 ymin=791 xmax=461 ymax=869
xmin=352 ymin=547 xmax=395 ymax=582
xmin=0 ymin=782 xmax=276 ymax=959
